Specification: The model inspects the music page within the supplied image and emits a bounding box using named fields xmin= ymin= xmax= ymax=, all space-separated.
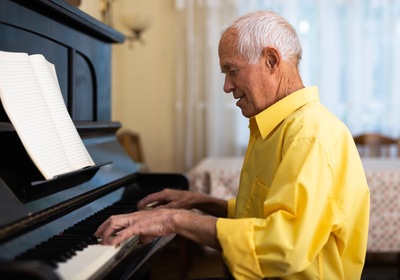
xmin=0 ymin=51 xmax=94 ymax=180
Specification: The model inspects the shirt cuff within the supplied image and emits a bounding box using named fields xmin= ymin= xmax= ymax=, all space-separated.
xmin=216 ymin=217 xmax=262 ymax=279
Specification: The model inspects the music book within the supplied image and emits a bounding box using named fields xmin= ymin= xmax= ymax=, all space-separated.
xmin=0 ymin=51 xmax=95 ymax=180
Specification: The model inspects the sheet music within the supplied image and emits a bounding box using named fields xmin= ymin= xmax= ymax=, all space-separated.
xmin=0 ymin=51 xmax=94 ymax=180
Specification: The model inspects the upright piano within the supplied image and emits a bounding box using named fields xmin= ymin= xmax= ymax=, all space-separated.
xmin=0 ymin=0 xmax=188 ymax=279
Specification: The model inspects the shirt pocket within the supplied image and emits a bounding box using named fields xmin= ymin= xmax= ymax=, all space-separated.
xmin=242 ymin=178 xmax=271 ymax=218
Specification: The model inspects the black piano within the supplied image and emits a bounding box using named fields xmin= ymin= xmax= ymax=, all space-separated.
xmin=0 ymin=0 xmax=188 ymax=279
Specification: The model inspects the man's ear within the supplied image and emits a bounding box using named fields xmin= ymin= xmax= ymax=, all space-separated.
xmin=263 ymin=47 xmax=281 ymax=72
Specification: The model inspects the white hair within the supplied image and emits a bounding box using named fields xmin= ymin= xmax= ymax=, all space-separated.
xmin=230 ymin=11 xmax=302 ymax=66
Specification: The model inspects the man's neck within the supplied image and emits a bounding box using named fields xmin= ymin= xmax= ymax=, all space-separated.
xmin=275 ymin=62 xmax=304 ymax=103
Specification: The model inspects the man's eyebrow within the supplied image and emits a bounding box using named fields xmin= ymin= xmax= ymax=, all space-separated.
xmin=221 ymin=63 xmax=233 ymax=72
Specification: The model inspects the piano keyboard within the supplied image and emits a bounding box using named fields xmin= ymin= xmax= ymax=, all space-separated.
xmin=14 ymin=200 xmax=139 ymax=278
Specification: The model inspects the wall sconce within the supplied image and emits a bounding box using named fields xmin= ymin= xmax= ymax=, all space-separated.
xmin=100 ymin=0 xmax=151 ymax=48
xmin=121 ymin=14 xmax=152 ymax=47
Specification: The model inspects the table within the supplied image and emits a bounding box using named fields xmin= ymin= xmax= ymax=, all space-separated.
xmin=187 ymin=157 xmax=400 ymax=253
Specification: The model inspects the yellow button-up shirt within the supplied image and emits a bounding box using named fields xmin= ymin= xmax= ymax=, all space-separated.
xmin=216 ymin=87 xmax=370 ymax=279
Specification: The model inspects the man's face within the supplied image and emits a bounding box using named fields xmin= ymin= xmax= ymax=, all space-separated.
xmin=218 ymin=30 xmax=279 ymax=118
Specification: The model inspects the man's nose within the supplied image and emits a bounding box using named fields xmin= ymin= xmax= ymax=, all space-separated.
xmin=223 ymin=76 xmax=235 ymax=93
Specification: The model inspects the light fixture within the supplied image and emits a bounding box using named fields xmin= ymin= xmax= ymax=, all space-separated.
xmin=99 ymin=0 xmax=152 ymax=47
xmin=121 ymin=13 xmax=152 ymax=47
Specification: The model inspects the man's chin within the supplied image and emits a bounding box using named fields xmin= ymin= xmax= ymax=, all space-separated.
xmin=239 ymin=107 xmax=252 ymax=118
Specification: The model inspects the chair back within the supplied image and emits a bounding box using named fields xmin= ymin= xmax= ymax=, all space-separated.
xmin=116 ymin=128 xmax=148 ymax=171
xmin=353 ymin=133 xmax=399 ymax=157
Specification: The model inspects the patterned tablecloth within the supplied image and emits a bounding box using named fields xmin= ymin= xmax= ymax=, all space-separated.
xmin=187 ymin=157 xmax=400 ymax=252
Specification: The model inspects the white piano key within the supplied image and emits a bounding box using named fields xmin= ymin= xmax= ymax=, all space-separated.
xmin=55 ymin=235 xmax=139 ymax=280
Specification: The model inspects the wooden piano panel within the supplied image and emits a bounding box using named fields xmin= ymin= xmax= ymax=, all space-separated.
xmin=72 ymin=52 xmax=95 ymax=120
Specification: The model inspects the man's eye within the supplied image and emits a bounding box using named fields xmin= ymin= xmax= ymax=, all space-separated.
xmin=229 ymin=69 xmax=238 ymax=74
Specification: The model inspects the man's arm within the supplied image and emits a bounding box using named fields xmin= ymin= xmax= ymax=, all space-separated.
xmin=171 ymin=209 xmax=221 ymax=249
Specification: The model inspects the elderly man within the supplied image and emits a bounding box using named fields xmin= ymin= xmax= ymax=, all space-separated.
xmin=95 ymin=11 xmax=369 ymax=279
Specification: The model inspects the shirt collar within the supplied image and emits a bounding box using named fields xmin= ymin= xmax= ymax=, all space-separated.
xmin=250 ymin=86 xmax=320 ymax=139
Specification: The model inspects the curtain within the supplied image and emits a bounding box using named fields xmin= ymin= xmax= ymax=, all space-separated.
xmin=174 ymin=0 xmax=239 ymax=171
xmin=175 ymin=0 xmax=400 ymax=171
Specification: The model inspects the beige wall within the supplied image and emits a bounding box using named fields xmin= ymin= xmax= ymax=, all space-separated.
xmin=80 ymin=0 xmax=180 ymax=173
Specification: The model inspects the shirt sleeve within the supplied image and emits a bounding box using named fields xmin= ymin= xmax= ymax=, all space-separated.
xmin=217 ymin=137 xmax=343 ymax=279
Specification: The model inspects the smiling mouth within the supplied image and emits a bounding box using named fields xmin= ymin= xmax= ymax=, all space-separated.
xmin=232 ymin=91 xmax=244 ymax=105
xmin=235 ymin=96 xmax=244 ymax=106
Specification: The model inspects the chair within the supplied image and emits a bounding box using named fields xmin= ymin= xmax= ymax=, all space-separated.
xmin=116 ymin=128 xmax=148 ymax=171
xmin=353 ymin=133 xmax=400 ymax=157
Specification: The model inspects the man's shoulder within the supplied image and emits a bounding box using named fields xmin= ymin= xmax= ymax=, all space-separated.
xmin=283 ymin=101 xmax=350 ymax=141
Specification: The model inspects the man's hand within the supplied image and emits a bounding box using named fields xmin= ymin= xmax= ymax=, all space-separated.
xmin=94 ymin=208 xmax=177 ymax=246
xmin=136 ymin=188 xmax=228 ymax=218
xmin=137 ymin=189 xmax=200 ymax=210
